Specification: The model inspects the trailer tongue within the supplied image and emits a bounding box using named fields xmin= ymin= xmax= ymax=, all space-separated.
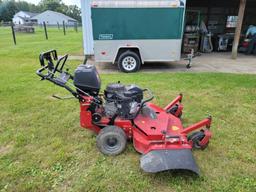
xmin=36 ymin=50 xmax=212 ymax=174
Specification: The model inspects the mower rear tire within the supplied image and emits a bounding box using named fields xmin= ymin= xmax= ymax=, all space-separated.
xmin=117 ymin=51 xmax=141 ymax=73
xmin=96 ymin=126 xmax=127 ymax=156
xmin=188 ymin=131 xmax=209 ymax=150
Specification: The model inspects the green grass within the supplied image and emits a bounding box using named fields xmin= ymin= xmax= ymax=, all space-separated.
xmin=0 ymin=27 xmax=256 ymax=192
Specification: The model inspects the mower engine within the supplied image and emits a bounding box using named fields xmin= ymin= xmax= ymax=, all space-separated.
xmin=104 ymin=83 xmax=143 ymax=119
xmin=73 ymin=64 xmax=144 ymax=120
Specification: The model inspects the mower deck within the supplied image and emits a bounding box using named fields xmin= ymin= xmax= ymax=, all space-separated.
xmin=134 ymin=103 xmax=186 ymax=151
xmin=80 ymin=94 xmax=212 ymax=174
xmin=133 ymin=101 xmax=211 ymax=174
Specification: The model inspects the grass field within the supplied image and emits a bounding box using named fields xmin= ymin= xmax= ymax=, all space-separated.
xmin=0 ymin=27 xmax=256 ymax=192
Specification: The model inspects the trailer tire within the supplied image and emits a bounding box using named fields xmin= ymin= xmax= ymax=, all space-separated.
xmin=117 ymin=51 xmax=141 ymax=73
xmin=96 ymin=126 xmax=127 ymax=156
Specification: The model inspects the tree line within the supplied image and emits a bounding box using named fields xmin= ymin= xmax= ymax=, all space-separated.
xmin=0 ymin=0 xmax=81 ymax=22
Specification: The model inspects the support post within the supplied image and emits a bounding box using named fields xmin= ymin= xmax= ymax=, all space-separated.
xmin=63 ymin=21 xmax=66 ymax=35
xmin=57 ymin=22 xmax=60 ymax=30
xmin=81 ymin=0 xmax=94 ymax=55
xmin=206 ymin=0 xmax=211 ymax=26
xmin=11 ymin=23 xmax=16 ymax=45
xmin=74 ymin=22 xmax=78 ymax=32
xmin=43 ymin=22 xmax=48 ymax=40
xmin=231 ymin=0 xmax=246 ymax=59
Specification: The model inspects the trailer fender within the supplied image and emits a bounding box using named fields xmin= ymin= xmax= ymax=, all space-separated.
xmin=114 ymin=46 xmax=144 ymax=64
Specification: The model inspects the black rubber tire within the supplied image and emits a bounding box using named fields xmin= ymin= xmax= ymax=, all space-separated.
xmin=96 ymin=126 xmax=127 ymax=156
xmin=117 ymin=51 xmax=141 ymax=73
xmin=167 ymin=104 xmax=182 ymax=118
xmin=188 ymin=131 xmax=209 ymax=150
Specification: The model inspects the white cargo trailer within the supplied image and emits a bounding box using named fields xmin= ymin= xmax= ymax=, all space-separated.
xmin=81 ymin=0 xmax=188 ymax=72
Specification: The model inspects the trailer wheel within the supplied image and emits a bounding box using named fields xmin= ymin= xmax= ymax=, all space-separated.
xmin=117 ymin=51 xmax=141 ymax=73
xmin=96 ymin=126 xmax=127 ymax=155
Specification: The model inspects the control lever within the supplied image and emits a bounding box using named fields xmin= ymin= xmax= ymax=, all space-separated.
xmin=52 ymin=94 xmax=75 ymax=100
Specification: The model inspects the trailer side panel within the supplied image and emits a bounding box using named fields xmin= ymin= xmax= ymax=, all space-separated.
xmin=92 ymin=8 xmax=184 ymax=40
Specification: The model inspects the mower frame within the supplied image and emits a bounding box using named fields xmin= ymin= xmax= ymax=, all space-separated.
xmin=36 ymin=50 xmax=213 ymax=175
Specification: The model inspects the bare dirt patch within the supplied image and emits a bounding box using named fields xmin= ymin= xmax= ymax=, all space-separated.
xmin=0 ymin=144 xmax=13 ymax=156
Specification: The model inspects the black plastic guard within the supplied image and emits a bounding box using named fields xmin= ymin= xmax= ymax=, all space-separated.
xmin=140 ymin=149 xmax=200 ymax=175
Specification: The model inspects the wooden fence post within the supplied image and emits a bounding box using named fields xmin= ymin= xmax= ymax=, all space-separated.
xmin=57 ymin=22 xmax=60 ymax=30
xmin=63 ymin=21 xmax=66 ymax=35
xmin=43 ymin=22 xmax=48 ymax=40
xmin=231 ymin=0 xmax=247 ymax=59
xmin=11 ymin=23 xmax=16 ymax=45
xmin=74 ymin=22 xmax=78 ymax=32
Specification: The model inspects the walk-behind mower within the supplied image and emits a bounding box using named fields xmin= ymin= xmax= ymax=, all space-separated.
xmin=36 ymin=50 xmax=212 ymax=175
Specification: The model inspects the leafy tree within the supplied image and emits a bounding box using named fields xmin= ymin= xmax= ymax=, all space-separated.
xmin=66 ymin=5 xmax=81 ymax=22
xmin=38 ymin=0 xmax=81 ymax=21
xmin=28 ymin=3 xmax=41 ymax=13
xmin=39 ymin=0 xmax=62 ymax=12
xmin=0 ymin=0 xmax=18 ymax=21
xmin=15 ymin=1 xmax=30 ymax=11
xmin=0 ymin=0 xmax=81 ymax=23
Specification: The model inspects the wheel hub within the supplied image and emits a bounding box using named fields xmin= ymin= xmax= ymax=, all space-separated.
xmin=122 ymin=56 xmax=137 ymax=71
xmin=107 ymin=137 xmax=118 ymax=147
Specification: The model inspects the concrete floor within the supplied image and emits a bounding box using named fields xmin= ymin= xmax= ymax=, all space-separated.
xmin=70 ymin=52 xmax=256 ymax=74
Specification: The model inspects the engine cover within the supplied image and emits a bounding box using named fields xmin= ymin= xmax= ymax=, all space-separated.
xmin=104 ymin=83 xmax=126 ymax=101
xmin=104 ymin=83 xmax=143 ymax=119
xmin=73 ymin=64 xmax=101 ymax=96
xmin=104 ymin=83 xmax=143 ymax=102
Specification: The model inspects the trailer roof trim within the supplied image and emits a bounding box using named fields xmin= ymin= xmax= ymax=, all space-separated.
xmin=91 ymin=0 xmax=186 ymax=8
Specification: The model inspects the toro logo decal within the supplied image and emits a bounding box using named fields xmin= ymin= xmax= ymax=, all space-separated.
xmin=171 ymin=126 xmax=180 ymax=131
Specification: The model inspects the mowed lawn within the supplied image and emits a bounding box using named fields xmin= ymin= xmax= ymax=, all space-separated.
xmin=0 ymin=27 xmax=256 ymax=192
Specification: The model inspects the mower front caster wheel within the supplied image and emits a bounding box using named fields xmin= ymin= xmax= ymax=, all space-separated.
xmin=167 ymin=104 xmax=182 ymax=118
xmin=188 ymin=131 xmax=209 ymax=150
xmin=96 ymin=126 xmax=127 ymax=156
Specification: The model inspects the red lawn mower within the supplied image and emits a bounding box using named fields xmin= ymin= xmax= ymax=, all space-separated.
xmin=239 ymin=38 xmax=256 ymax=54
xmin=36 ymin=50 xmax=212 ymax=175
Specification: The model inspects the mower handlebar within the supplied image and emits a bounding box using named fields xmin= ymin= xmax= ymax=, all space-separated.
xmin=36 ymin=65 xmax=50 ymax=79
xmin=36 ymin=50 xmax=84 ymax=102
xmin=52 ymin=54 xmax=69 ymax=74
xmin=39 ymin=50 xmax=69 ymax=76
xmin=36 ymin=66 xmax=84 ymax=101
xmin=39 ymin=50 xmax=58 ymax=67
